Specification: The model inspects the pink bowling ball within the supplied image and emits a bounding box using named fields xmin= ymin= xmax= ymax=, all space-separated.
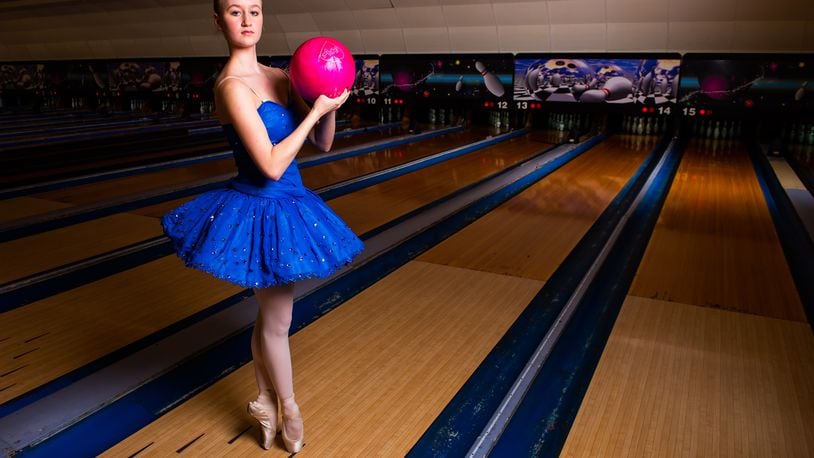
xmin=289 ymin=36 xmax=355 ymax=102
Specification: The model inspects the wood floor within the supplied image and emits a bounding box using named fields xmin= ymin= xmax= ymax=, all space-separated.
xmin=0 ymin=132 xmax=549 ymax=405
xmin=419 ymin=134 xmax=658 ymax=282
xmin=628 ymin=140 xmax=804 ymax=320
xmin=561 ymin=296 xmax=814 ymax=458
xmin=99 ymin=134 xmax=653 ymax=456
xmin=562 ymin=139 xmax=814 ymax=457
xmin=6 ymin=133 xmax=812 ymax=458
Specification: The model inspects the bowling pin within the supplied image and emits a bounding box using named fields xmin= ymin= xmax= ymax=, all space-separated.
xmin=636 ymin=117 xmax=644 ymax=135
xmin=645 ymin=117 xmax=652 ymax=135
xmin=475 ymin=61 xmax=505 ymax=97
xmin=807 ymin=125 xmax=814 ymax=145
xmin=580 ymin=77 xmax=633 ymax=102
xmin=713 ymin=120 xmax=720 ymax=139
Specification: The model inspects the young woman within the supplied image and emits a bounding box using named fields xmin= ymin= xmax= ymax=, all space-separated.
xmin=161 ymin=0 xmax=364 ymax=452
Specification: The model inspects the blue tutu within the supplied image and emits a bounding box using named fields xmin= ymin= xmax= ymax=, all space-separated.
xmin=161 ymin=100 xmax=364 ymax=288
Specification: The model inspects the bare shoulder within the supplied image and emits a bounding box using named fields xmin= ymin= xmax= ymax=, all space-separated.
xmin=213 ymin=73 xmax=255 ymax=124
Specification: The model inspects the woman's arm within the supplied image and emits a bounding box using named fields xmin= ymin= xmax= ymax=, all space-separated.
xmin=286 ymin=72 xmax=339 ymax=152
xmin=217 ymin=78 xmax=348 ymax=181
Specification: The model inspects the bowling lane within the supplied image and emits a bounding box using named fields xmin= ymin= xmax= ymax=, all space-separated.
xmin=325 ymin=133 xmax=553 ymax=235
xmin=99 ymin=134 xmax=656 ymax=456
xmin=0 ymin=130 xmax=480 ymax=285
xmin=419 ymin=134 xmax=657 ymax=281
xmin=102 ymin=262 xmax=544 ymax=457
xmin=0 ymin=133 xmax=552 ymax=404
xmin=300 ymin=129 xmax=483 ymax=189
xmin=562 ymin=139 xmax=814 ymax=457
xmin=628 ymin=140 xmax=803 ymax=319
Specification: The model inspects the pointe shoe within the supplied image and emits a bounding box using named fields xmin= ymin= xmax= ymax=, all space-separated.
xmin=247 ymin=400 xmax=278 ymax=450
xmin=281 ymin=398 xmax=304 ymax=453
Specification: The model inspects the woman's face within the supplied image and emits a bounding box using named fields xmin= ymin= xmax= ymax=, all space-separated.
xmin=215 ymin=0 xmax=263 ymax=48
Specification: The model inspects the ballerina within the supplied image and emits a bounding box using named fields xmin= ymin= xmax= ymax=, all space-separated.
xmin=161 ymin=0 xmax=364 ymax=452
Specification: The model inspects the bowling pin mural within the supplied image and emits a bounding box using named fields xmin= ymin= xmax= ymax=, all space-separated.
xmin=475 ymin=61 xmax=505 ymax=97
xmin=794 ymin=81 xmax=808 ymax=101
xmin=580 ymin=76 xmax=633 ymax=103
xmin=455 ymin=76 xmax=463 ymax=92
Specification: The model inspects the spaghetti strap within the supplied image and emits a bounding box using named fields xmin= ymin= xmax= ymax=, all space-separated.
xmin=217 ymin=75 xmax=267 ymax=102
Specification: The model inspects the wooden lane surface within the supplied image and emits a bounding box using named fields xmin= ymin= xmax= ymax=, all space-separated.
xmin=322 ymin=133 xmax=551 ymax=235
xmin=0 ymin=130 xmax=481 ymax=285
xmin=98 ymin=133 xmax=651 ymax=456
xmin=298 ymin=129 xmax=481 ymax=190
xmin=298 ymin=126 xmax=401 ymax=157
xmin=0 ymin=198 xmax=74 ymax=224
xmin=0 ymin=213 xmax=160 ymax=285
xmin=419 ymin=134 xmax=658 ymax=282
xmin=562 ymin=296 xmax=814 ymax=457
xmin=628 ymin=140 xmax=804 ymax=320
xmin=0 ymin=133 xmax=550 ymax=404
xmin=100 ymin=261 xmax=545 ymax=457
xmin=563 ymin=139 xmax=813 ymax=457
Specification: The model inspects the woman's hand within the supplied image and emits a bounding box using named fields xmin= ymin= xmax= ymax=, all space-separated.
xmin=311 ymin=89 xmax=350 ymax=118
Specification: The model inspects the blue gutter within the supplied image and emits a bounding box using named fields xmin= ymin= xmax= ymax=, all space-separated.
xmin=488 ymin=138 xmax=685 ymax=457
xmin=0 ymin=131 xmax=538 ymax=419
xmin=407 ymin=135 xmax=672 ymax=457
xmin=0 ymin=127 xmax=470 ymax=243
xmin=0 ymin=125 xmax=473 ymax=310
xmin=748 ymin=143 xmax=814 ymax=328
xmin=11 ymin=136 xmax=586 ymax=458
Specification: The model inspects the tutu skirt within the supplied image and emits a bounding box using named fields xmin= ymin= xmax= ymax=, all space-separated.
xmin=161 ymin=182 xmax=364 ymax=288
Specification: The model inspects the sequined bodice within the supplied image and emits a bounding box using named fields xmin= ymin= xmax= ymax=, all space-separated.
xmin=222 ymin=101 xmax=303 ymax=195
